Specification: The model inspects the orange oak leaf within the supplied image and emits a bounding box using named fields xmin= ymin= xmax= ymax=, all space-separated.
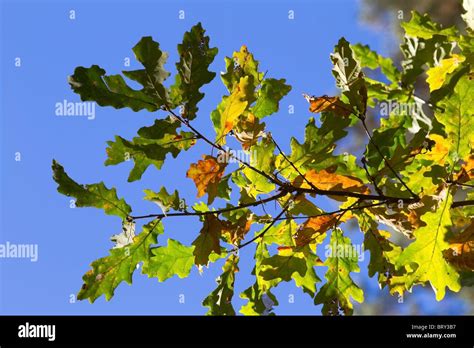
xmin=294 ymin=169 xmax=368 ymax=193
xmin=456 ymin=155 xmax=474 ymax=183
xmin=221 ymin=213 xmax=253 ymax=245
xmin=444 ymin=222 xmax=474 ymax=271
xmin=186 ymin=155 xmax=226 ymax=203
xmin=295 ymin=214 xmax=337 ymax=247
xmin=303 ymin=94 xmax=352 ymax=117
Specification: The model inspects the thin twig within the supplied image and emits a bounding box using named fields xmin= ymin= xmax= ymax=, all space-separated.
xmin=360 ymin=117 xmax=419 ymax=199
xmin=232 ymin=197 xmax=293 ymax=251
xmin=271 ymin=136 xmax=320 ymax=192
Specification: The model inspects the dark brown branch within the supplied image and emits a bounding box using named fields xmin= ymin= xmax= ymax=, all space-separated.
xmin=451 ymin=200 xmax=474 ymax=208
xmin=275 ymin=201 xmax=389 ymax=221
xmin=130 ymin=190 xmax=288 ymax=220
xmin=294 ymin=186 xmax=418 ymax=203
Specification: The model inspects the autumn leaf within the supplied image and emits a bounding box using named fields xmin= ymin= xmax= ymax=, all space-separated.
xmin=444 ymin=222 xmax=474 ymax=271
xmin=426 ymin=54 xmax=465 ymax=91
xmin=295 ymin=215 xmax=336 ymax=247
xmin=212 ymin=76 xmax=253 ymax=144
xmin=55 ymin=18 xmax=474 ymax=316
xmin=192 ymin=215 xmax=223 ymax=266
xmin=221 ymin=212 xmax=253 ymax=246
xmin=187 ymin=155 xmax=226 ymax=204
xmin=294 ymin=169 xmax=368 ymax=193
xmin=456 ymin=155 xmax=474 ymax=183
xmin=303 ymin=94 xmax=352 ymax=117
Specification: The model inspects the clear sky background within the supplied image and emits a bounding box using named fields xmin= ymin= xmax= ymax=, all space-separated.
xmin=0 ymin=0 xmax=469 ymax=315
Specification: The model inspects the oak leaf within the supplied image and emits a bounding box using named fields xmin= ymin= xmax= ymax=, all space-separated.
xmin=303 ymin=94 xmax=352 ymax=117
xmin=187 ymin=155 xmax=226 ymax=204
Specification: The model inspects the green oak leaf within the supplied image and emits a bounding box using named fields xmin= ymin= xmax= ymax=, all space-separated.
xmin=331 ymin=37 xmax=367 ymax=117
xmin=357 ymin=211 xmax=407 ymax=295
xmin=69 ymin=65 xmax=158 ymax=112
xmin=69 ymin=36 xmax=172 ymax=111
xmin=239 ymin=283 xmax=278 ymax=316
xmin=221 ymin=45 xmax=263 ymax=93
xmin=251 ymin=78 xmax=291 ymax=119
xmin=260 ymin=253 xmax=306 ymax=282
xmin=143 ymin=187 xmax=184 ymax=213
xmin=216 ymin=174 xmax=232 ymax=201
xmin=351 ymin=43 xmax=401 ymax=84
xmin=260 ymin=246 xmax=320 ymax=297
xmin=78 ymin=220 xmax=163 ymax=302
xmin=400 ymin=35 xmax=454 ymax=86
xmin=242 ymin=137 xmax=276 ymax=198
xmin=105 ymin=116 xmax=195 ymax=181
xmin=436 ymin=75 xmax=474 ymax=163
xmin=402 ymin=11 xmax=458 ymax=40
xmin=277 ymin=115 xmax=363 ymax=181
xmin=169 ymin=23 xmax=218 ymax=120
xmin=261 ymin=220 xmax=297 ymax=246
xmin=143 ymin=239 xmax=195 ymax=282
xmin=52 ymin=160 xmax=131 ymax=219
xmin=122 ymin=36 xmax=170 ymax=106
xmin=240 ymin=241 xmax=280 ymax=314
xmin=203 ymin=255 xmax=239 ymax=315
xmin=192 ymin=215 xmax=222 ymax=265
xmin=396 ymin=193 xmax=461 ymax=301
xmin=314 ymin=228 xmax=364 ymax=315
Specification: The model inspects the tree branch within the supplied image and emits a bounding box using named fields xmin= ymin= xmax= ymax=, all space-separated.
xmin=130 ymin=190 xmax=288 ymax=220
xmin=451 ymin=200 xmax=474 ymax=208
xmin=275 ymin=201 xmax=389 ymax=221
xmin=232 ymin=198 xmax=293 ymax=251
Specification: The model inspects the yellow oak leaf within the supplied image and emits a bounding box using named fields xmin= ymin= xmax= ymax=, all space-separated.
xmin=426 ymin=54 xmax=465 ymax=91
xmin=216 ymin=76 xmax=252 ymax=143
xmin=423 ymin=134 xmax=450 ymax=164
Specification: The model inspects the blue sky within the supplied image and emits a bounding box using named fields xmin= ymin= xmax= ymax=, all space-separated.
xmin=0 ymin=0 xmax=468 ymax=315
